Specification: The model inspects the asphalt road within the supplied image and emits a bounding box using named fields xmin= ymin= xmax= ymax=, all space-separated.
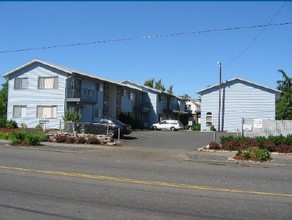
xmin=0 ymin=145 xmax=291 ymax=220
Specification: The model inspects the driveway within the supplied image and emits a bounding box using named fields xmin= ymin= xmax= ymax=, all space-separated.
xmin=121 ymin=130 xmax=236 ymax=151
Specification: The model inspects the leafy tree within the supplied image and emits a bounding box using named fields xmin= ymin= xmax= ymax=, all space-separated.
xmin=167 ymin=85 xmax=173 ymax=94
xmin=0 ymin=81 xmax=8 ymax=127
xmin=154 ymin=79 xmax=165 ymax=91
xmin=180 ymin=94 xmax=191 ymax=99
xmin=144 ymin=78 xmax=155 ymax=88
xmin=276 ymin=70 xmax=292 ymax=120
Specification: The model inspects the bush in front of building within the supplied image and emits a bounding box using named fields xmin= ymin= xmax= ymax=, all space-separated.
xmin=209 ymin=134 xmax=292 ymax=153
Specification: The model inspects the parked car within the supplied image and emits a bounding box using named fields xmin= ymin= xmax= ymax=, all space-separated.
xmin=74 ymin=118 xmax=132 ymax=138
xmin=151 ymin=120 xmax=183 ymax=131
xmin=98 ymin=118 xmax=132 ymax=138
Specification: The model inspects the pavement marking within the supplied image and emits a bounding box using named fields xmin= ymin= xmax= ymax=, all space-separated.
xmin=1 ymin=165 xmax=292 ymax=198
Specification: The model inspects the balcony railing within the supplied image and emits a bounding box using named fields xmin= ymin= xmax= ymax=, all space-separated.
xmin=66 ymin=88 xmax=97 ymax=103
xmin=133 ymin=102 xmax=151 ymax=112
xmin=164 ymin=103 xmax=179 ymax=112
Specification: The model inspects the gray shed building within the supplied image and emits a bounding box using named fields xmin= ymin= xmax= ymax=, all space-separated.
xmin=196 ymin=78 xmax=281 ymax=132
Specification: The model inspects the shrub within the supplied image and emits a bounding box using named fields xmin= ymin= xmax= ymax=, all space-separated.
xmin=6 ymin=120 xmax=18 ymax=129
xmin=267 ymin=135 xmax=286 ymax=145
xmin=263 ymin=140 xmax=277 ymax=152
xmin=62 ymin=111 xmax=81 ymax=122
xmin=11 ymin=131 xmax=25 ymax=141
xmin=236 ymin=147 xmax=271 ymax=161
xmin=254 ymin=136 xmax=267 ymax=148
xmin=11 ymin=137 xmax=21 ymax=145
xmin=192 ymin=124 xmax=201 ymax=131
xmin=210 ymin=125 xmax=216 ymax=131
xmin=184 ymin=125 xmax=191 ymax=130
xmin=0 ymin=118 xmax=6 ymax=128
xmin=220 ymin=136 xmax=236 ymax=145
xmin=24 ymin=134 xmax=41 ymax=146
xmin=35 ymin=124 xmax=43 ymax=131
xmin=275 ymin=144 xmax=292 ymax=153
xmin=236 ymin=149 xmax=251 ymax=159
xmin=254 ymin=148 xmax=271 ymax=161
xmin=222 ymin=140 xmax=240 ymax=151
xmin=209 ymin=141 xmax=221 ymax=150
xmin=0 ymin=132 xmax=10 ymax=140
xmin=20 ymin=123 xmax=27 ymax=129
xmin=239 ymin=138 xmax=259 ymax=149
xmin=285 ymin=134 xmax=292 ymax=145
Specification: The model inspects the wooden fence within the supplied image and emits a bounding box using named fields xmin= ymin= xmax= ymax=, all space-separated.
xmin=242 ymin=118 xmax=292 ymax=137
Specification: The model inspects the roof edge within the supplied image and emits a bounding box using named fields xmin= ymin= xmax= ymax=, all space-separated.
xmin=196 ymin=77 xmax=281 ymax=94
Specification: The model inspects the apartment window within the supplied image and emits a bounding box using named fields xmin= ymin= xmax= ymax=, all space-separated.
xmin=13 ymin=105 xmax=27 ymax=118
xmin=96 ymin=83 xmax=100 ymax=92
xmin=38 ymin=76 xmax=58 ymax=89
xmin=206 ymin=112 xmax=213 ymax=127
xmin=37 ymin=106 xmax=57 ymax=118
xmin=130 ymin=92 xmax=135 ymax=101
xmin=123 ymin=89 xmax=128 ymax=97
xmin=14 ymin=78 xmax=28 ymax=89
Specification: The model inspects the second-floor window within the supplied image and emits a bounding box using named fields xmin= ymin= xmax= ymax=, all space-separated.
xmin=14 ymin=78 xmax=28 ymax=90
xmin=38 ymin=76 xmax=58 ymax=89
xmin=130 ymin=92 xmax=135 ymax=101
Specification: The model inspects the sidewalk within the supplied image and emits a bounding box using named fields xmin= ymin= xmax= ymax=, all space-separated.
xmin=186 ymin=149 xmax=292 ymax=167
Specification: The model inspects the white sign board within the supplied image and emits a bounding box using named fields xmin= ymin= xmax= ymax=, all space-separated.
xmin=243 ymin=124 xmax=253 ymax=131
xmin=253 ymin=119 xmax=263 ymax=129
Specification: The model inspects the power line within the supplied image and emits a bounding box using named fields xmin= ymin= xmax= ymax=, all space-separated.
xmin=1 ymin=21 xmax=292 ymax=54
xmin=224 ymin=2 xmax=287 ymax=68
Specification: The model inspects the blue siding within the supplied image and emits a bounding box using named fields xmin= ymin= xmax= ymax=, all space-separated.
xmin=7 ymin=63 xmax=68 ymax=129
xmin=200 ymin=80 xmax=276 ymax=132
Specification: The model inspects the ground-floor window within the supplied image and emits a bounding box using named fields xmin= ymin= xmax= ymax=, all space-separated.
xmin=206 ymin=112 xmax=213 ymax=127
xmin=13 ymin=105 xmax=27 ymax=118
xmin=37 ymin=106 xmax=57 ymax=118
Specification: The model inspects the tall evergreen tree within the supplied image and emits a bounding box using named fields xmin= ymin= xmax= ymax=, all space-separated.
xmin=144 ymin=78 xmax=155 ymax=88
xmin=0 ymin=81 xmax=8 ymax=127
xmin=276 ymin=70 xmax=292 ymax=120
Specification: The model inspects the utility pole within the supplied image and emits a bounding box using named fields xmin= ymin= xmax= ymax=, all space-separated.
xmin=217 ymin=61 xmax=222 ymax=132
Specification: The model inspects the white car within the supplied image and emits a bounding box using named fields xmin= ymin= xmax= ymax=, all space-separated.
xmin=151 ymin=120 xmax=184 ymax=131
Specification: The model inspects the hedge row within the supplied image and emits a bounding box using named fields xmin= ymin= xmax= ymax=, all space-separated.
xmin=0 ymin=130 xmax=47 ymax=146
xmin=209 ymin=135 xmax=292 ymax=153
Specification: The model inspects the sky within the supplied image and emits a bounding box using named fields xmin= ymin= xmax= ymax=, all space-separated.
xmin=0 ymin=1 xmax=292 ymax=99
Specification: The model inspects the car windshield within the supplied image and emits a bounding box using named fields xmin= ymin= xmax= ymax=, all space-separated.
xmin=111 ymin=119 xmax=126 ymax=126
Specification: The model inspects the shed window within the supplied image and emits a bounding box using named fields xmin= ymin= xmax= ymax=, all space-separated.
xmin=38 ymin=76 xmax=58 ymax=89
xmin=206 ymin=112 xmax=212 ymax=127
xmin=14 ymin=78 xmax=28 ymax=89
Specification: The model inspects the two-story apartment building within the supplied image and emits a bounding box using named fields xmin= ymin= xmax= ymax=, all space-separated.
xmin=2 ymin=60 xmax=144 ymax=129
xmin=121 ymin=80 xmax=188 ymax=127
xmin=3 ymin=59 xmax=187 ymax=130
